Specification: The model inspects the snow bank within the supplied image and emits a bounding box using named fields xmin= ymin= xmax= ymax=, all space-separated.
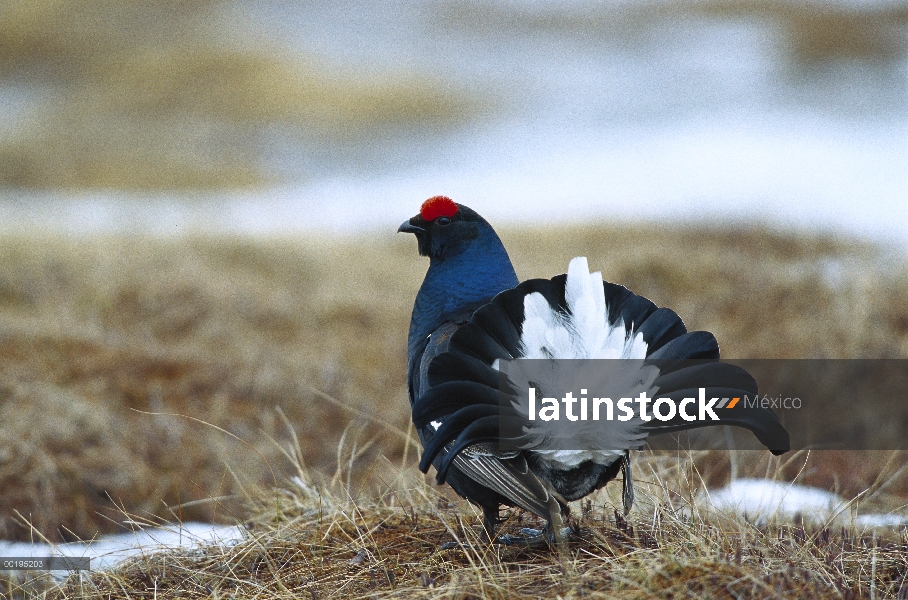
xmin=0 ymin=522 xmax=245 ymax=574
xmin=702 ymin=478 xmax=908 ymax=529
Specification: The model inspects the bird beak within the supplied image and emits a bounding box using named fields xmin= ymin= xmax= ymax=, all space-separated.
xmin=398 ymin=220 xmax=425 ymax=234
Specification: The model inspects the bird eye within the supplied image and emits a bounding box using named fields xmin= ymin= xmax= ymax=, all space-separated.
xmin=436 ymin=216 xmax=452 ymax=226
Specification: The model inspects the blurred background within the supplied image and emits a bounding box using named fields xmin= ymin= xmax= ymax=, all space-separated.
xmin=1 ymin=0 xmax=906 ymax=239
xmin=1 ymin=0 xmax=907 ymax=545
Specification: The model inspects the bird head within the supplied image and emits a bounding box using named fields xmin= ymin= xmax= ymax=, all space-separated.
xmin=398 ymin=196 xmax=489 ymax=260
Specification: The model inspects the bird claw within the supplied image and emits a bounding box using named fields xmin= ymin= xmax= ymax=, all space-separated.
xmin=495 ymin=526 xmax=572 ymax=547
xmin=440 ymin=526 xmax=573 ymax=550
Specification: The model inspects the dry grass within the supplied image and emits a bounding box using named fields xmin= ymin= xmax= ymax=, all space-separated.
xmin=10 ymin=449 xmax=908 ymax=599
xmin=442 ymin=0 xmax=908 ymax=62
xmin=0 ymin=0 xmax=476 ymax=189
xmin=5 ymin=0 xmax=905 ymax=189
xmin=690 ymin=0 xmax=908 ymax=62
xmin=0 ymin=223 xmax=906 ymax=597
xmin=0 ymin=232 xmax=418 ymax=542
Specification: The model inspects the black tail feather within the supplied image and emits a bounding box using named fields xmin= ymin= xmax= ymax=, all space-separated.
xmin=642 ymin=403 xmax=791 ymax=455
xmin=635 ymin=307 xmax=688 ymax=354
xmin=427 ymin=352 xmax=500 ymax=389
xmin=413 ymin=266 xmax=790 ymax=486
xmin=654 ymin=362 xmax=757 ymax=396
xmin=647 ymin=331 xmax=720 ymax=361
xmin=449 ymin=323 xmax=514 ymax=364
xmin=412 ymin=380 xmax=499 ymax=428
xmin=419 ymin=404 xmax=500 ymax=472
xmin=603 ymin=282 xmax=658 ymax=331
xmin=436 ymin=415 xmax=501 ymax=483
xmin=469 ymin=302 xmax=523 ymax=358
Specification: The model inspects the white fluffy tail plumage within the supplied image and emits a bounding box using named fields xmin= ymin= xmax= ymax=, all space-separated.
xmin=517 ymin=257 xmax=654 ymax=468
xmin=520 ymin=257 xmax=648 ymax=361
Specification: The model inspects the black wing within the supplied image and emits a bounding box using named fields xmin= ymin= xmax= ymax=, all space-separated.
xmin=415 ymin=274 xmax=790 ymax=481
xmin=409 ymin=310 xmax=560 ymax=521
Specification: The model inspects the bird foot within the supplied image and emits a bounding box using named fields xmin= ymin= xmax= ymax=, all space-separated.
xmin=440 ymin=526 xmax=572 ymax=550
xmin=440 ymin=541 xmax=464 ymax=550
xmin=495 ymin=526 xmax=572 ymax=547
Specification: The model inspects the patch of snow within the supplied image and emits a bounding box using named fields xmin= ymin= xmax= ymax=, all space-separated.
xmin=704 ymin=478 xmax=847 ymax=523
xmin=854 ymin=513 xmax=908 ymax=528
xmin=703 ymin=478 xmax=908 ymax=529
xmin=0 ymin=522 xmax=246 ymax=575
xmin=1 ymin=113 xmax=908 ymax=250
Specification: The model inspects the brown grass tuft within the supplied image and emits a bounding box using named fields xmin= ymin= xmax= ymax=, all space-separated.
xmin=12 ymin=448 xmax=907 ymax=599
xmin=0 ymin=224 xmax=906 ymax=545
xmin=0 ymin=0 xmax=477 ymax=189
xmin=0 ymin=224 xmax=907 ymax=598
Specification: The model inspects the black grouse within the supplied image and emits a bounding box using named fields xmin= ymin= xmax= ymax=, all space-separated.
xmin=399 ymin=196 xmax=790 ymax=542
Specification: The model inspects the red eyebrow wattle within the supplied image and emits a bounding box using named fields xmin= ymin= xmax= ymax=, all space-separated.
xmin=420 ymin=196 xmax=458 ymax=221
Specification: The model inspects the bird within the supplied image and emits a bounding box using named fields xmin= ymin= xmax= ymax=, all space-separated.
xmin=399 ymin=196 xmax=790 ymax=544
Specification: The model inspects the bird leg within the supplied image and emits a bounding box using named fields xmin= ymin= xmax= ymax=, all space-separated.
xmin=439 ymin=505 xmax=506 ymax=550
xmin=621 ymin=450 xmax=634 ymax=516
xmin=442 ymin=503 xmax=572 ymax=549
xmin=482 ymin=505 xmax=503 ymax=542
xmin=495 ymin=484 xmax=572 ymax=547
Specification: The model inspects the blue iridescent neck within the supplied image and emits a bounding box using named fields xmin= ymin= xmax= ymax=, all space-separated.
xmin=407 ymin=231 xmax=518 ymax=356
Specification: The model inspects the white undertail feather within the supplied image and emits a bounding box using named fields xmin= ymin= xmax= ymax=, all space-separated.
xmin=518 ymin=257 xmax=656 ymax=468
xmin=521 ymin=257 xmax=648 ymax=360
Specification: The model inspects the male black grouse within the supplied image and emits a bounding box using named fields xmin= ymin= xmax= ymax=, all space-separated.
xmin=400 ymin=196 xmax=789 ymax=542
